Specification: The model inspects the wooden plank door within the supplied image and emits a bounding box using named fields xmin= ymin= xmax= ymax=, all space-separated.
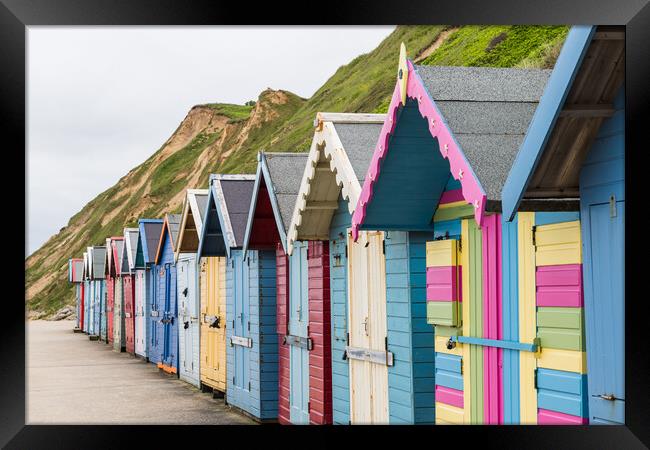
xmin=185 ymin=258 xmax=199 ymax=380
xmin=289 ymin=241 xmax=310 ymax=424
xmin=582 ymin=198 xmax=625 ymax=424
xmin=215 ymin=257 xmax=227 ymax=390
xmin=348 ymin=230 xmax=389 ymax=424
xmin=163 ymin=263 xmax=172 ymax=365
xmin=232 ymin=252 xmax=251 ymax=408
xmin=178 ymin=260 xmax=191 ymax=373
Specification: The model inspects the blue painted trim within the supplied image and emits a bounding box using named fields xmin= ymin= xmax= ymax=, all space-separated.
xmin=451 ymin=335 xmax=538 ymax=352
xmin=502 ymin=215 xmax=520 ymax=424
xmin=502 ymin=26 xmax=596 ymax=221
xmin=197 ymin=177 xmax=229 ymax=259
xmin=242 ymin=159 xmax=264 ymax=258
xmin=535 ymin=211 xmax=580 ymax=226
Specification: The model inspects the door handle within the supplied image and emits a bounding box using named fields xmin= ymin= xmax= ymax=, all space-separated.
xmin=363 ymin=317 xmax=369 ymax=336
xmin=597 ymin=394 xmax=618 ymax=401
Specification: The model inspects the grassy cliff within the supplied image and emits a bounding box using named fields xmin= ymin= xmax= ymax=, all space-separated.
xmin=26 ymin=25 xmax=568 ymax=317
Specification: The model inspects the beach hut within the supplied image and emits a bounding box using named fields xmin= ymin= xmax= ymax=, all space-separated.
xmin=86 ymin=247 xmax=96 ymax=337
xmin=69 ymin=258 xmax=84 ymax=330
xmin=153 ymin=213 xmax=182 ymax=374
xmin=89 ymin=246 xmax=107 ymax=341
xmin=82 ymin=252 xmax=90 ymax=333
xmin=349 ymin=31 xmax=622 ymax=425
xmin=123 ymin=227 xmax=139 ymax=355
xmin=198 ymin=174 xmax=278 ymax=421
xmin=194 ymin=185 xmax=229 ymax=396
xmin=242 ymin=152 xmax=323 ymax=424
xmin=286 ymin=112 xmax=391 ymax=424
xmin=501 ymin=26 xmax=624 ymax=425
xmin=175 ymin=189 xmax=209 ymax=388
xmin=135 ymin=218 xmax=165 ymax=361
xmin=104 ymin=237 xmax=120 ymax=344
xmin=111 ymin=238 xmax=126 ymax=352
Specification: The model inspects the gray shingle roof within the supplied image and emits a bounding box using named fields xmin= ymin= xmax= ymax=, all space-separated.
xmin=333 ymin=123 xmax=383 ymax=183
xmin=220 ymin=179 xmax=255 ymax=247
xmin=264 ymin=152 xmax=308 ymax=232
xmin=415 ymin=65 xmax=551 ymax=201
xmin=92 ymin=246 xmax=106 ymax=279
xmin=143 ymin=222 xmax=163 ymax=263
xmin=195 ymin=193 xmax=208 ymax=228
xmin=167 ymin=213 xmax=182 ymax=248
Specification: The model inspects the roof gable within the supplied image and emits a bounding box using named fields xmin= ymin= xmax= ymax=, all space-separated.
xmin=286 ymin=113 xmax=384 ymax=255
xmin=351 ymin=46 xmax=550 ymax=239
xmin=111 ymin=239 xmax=124 ymax=275
xmin=154 ymin=213 xmax=181 ymax=264
xmin=176 ymin=189 xmax=209 ymax=259
xmin=502 ymin=26 xmax=623 ymax=219
xmin=91 ymin=246 xmax=107 ymax=279
xmin=123 ymin=228 xmax=139 ymax=271
xmin=243 ymin=152 xmax=307 ymax=254
xmin=137 ymin=219 xmax=164 ymax=266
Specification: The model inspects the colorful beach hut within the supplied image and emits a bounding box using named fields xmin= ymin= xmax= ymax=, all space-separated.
xmin=104 ymin=237 xmax=120 ymax=344
xmin=153 ymin=213 xmax=182 ymax=374
xmin=194 ymin=183 xmax=229 ymax=396
xmin=111 ymin=238 xmax=126 ymax=352
xmin=198 ymin=174 xmax=278 ymax=421
xmin=501 ymin=26 xmax=624 ymax=425
xmin=242 ymin=152 xmax=323 ymax=424
xmin=286 ymin=112 xmax=393 ymax=424
xmin=69 ymin=258 xmax=84 ymax=330
xmin=123 ymin=227 xmax=139 ymax=355
xmin=89 ymin=246 xmax=107 ymax=341
xmin=349 ymin=31 xmax=621 ymax=426
xmin=175 ymin=189 xmax=209 ymax=388
xmin=135 ymin=218 xmax=164 ymax=361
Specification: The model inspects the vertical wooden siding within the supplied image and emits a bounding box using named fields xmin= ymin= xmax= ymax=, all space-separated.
xmin=308 ymin=241 xmax=332 ymax=425
xmin=329 ymin=198 xmax=351 ymax=424
xmin=385 ymin=231 xmax=435 ymax=424
xmin=275 ymin=245 xmax=291 ymax=424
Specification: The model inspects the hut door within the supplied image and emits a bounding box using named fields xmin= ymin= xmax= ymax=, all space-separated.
xmin=178 ymin=260 xmax=190 ymax=372
xmin=347 ymin=230 xmax=389 ymax=424
xmin=232 ymin=252 xmax=252 ymax=408
xmin=289 ymin=241 xmax=310 ymax=424
xmin=151 ymin=267 xmax=159 ymax=358
xmin=163 ymin=263 xmax=173 ymax=365
xmin=582 ymin=195 xmax=625 ymax=424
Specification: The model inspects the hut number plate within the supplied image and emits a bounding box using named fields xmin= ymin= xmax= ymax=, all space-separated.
xmin=151 ymin=311 xmax=160 ymax=317
xmin=345 ymin=346 xmax=394 ymax=367
xmin=231 ymin=335 xmax=253 ymax=348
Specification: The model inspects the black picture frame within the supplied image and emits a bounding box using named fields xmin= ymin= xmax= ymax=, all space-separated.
xmin=5 ymin=0 xmax=649 ymax=447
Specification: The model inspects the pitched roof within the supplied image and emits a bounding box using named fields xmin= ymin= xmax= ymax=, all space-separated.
xmin=212 ymin=175 xmax=256 ymax=251
xmin=175 ymin=189 xmax=209 ymax=258
xmin=112 ymin=240 xmax=124 ymax=275
xmin=137 ymin=219 xmax=164 ymax=265
xmin=123 ymin=228 xmax=139 ymax=273
xmin=415 ymin=65 xmax=551 ymax=202
xmin=286 ymin=113 xmax=385 ymax=254
xmin=154 ymin=213 xmax=182 ymax=264
xmin=91 ymin=246 xmax=107 ymax=279
xmin=242 ymin=152 xmax=307 ymax=254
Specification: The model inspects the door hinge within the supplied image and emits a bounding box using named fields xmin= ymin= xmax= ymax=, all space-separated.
xmin=248 ymin=381 xmax=251 ymax=391
xmin=385 ymin=336 xmax=388 ymax=351
xmin=457 ymin=238 xmax=462 ymax=253
xmin=533 ymin=368 xmax=538 ymax=390
xmin=346 ymin=332 xmax=350 ymax=346
xmin=308 ymin=401 xmax=311 ymax=412
xmin=247 ymin=321 xmax=250 ymax=331
xmin=344 ymin=245 xmax=348 ymax=259
xmin=531 ymin=226 xmax=537 ymax=247
xmin=382 ymin=239 xmax=386 ymax=255
xmin=232 ymin=376 xmax=235 ymax=385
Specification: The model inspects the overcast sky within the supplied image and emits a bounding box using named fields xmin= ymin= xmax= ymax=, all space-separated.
xmin=27 ymin=26 xmax=395 ymax=256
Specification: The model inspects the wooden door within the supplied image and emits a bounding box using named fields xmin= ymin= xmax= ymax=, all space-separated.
xmin=232 ymin=252 xmax=251 ymax=408
xmin=289 ymin=241 xmax=310 ymax=424
xmin=582 ymin=198 xmax=625 ymax=423
xmin=347 ymin=230 xmax=389 ymax=424
xmin=200 ymin=256 xmax=227 ymax=391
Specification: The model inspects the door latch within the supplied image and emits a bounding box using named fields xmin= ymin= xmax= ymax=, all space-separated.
xmin=609 ymin=194 xmax=617 ymax=218
xmin=363 ymin=317 xmax=369 ymax=336
xmin=598 ymin=393 xmax=618 ymax=401
xmin=182 ymin=287 xmax=188 ymax=297
xmin=184 ymin=321 xmax=189 ymax=330
xmin=210 ymin=316 xmax=221 ymax=329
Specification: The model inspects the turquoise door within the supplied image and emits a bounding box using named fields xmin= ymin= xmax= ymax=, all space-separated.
xmin=580 ymin=91 xmax=625 ymax=425
xmin=232 ymin=251 xmax=251 ymax=410
xmin=289 ymin=241 xmax=310 ymax=424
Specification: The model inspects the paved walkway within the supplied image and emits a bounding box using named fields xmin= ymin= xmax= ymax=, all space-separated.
xmin=27 ymin=320 xmax=254 ymax=424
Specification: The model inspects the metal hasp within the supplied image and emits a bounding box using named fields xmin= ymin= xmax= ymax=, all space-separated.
xmin=344 ymin=346 xmax=395 ymax=367
xmin=230 ymin=335 xmax=252 ymax=348
xmin=449 ymin=336 xmax=540 ymax=353
xmin=283 ymin=334 xmax=313 ymax=351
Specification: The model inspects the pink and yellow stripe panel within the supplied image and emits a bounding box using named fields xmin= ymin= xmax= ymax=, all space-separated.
xmin=426 ymin=239 xmax=461 ymax=327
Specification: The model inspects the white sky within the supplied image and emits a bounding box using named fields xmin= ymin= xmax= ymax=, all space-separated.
xmin=27 ymin=26 xmax=395 ymax=256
